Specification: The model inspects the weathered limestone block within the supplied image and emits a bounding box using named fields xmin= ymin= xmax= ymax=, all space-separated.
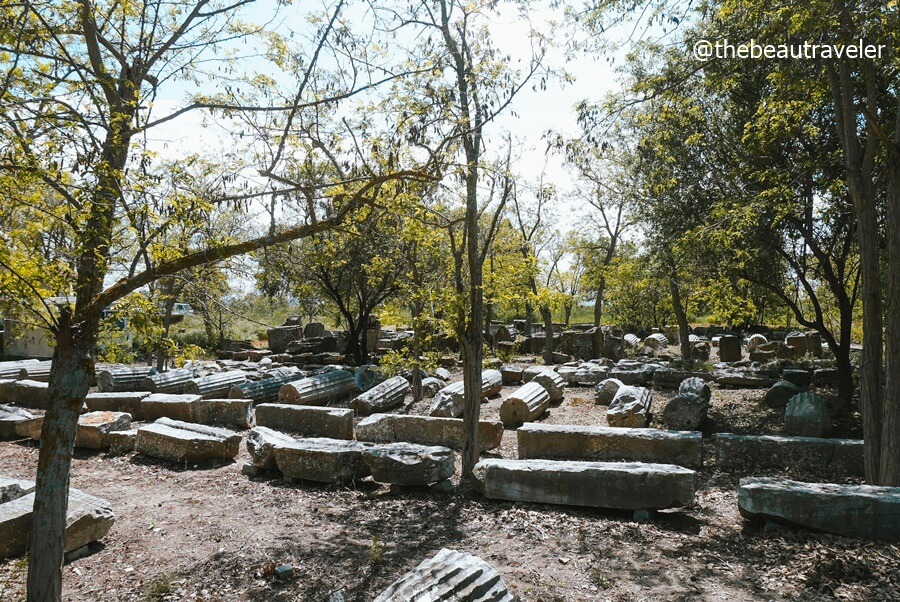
xmin=17 ymin=360 xmax=52 ymax=382
xmin=717 ymin=335 xmax=742 ymax=362
xmin=255 ymin=404 xmax=353 ymax=439
xmin=363 ymin=442 xmax=455 ymax=486
xmin=781 ymin=369 xmax=811 ymax=388
xmin=764 ymin=380 xmax=802 ymax=409
xmin=738 ymin=477 xmax=900 ymax=542
xmin=0 ymin=404 xmax=34 ymax=439
xmin=607 ymin=386 xmax=651 ymax=428
xmin=691 ymin=341 xmax=711 ymax=361
xmin=804 ymin=331 xmax=823 ymax=357
xmin=273 ymin=437 xmax=375 ymax=483
xmin=278 ymin=370 xmax=357 ymax=406
xmin=812 ymin=368 xmax=840 ymax=387
xmin=74 ymin=412 xmax=132 ymax=449
xmin=246 ymin=426 xmax=297 ymax=469
xmin=184 ymin=370 xmax=248 ymax=398
xmin=623 ymin=333 xmax=641 ymax=348
xmin=141 ymin=393 xmax=202 ymax=422
xmin=715 ymin=433 xmax=864 ymax=476
xmin=420 ymin=377 xmax=443 ymax=398
xmin=572 ymin=364 xmax=608 ymax=386
xmin=84 ymin=391 xmax=151 ymax=418
xmin=556 ymin=365 xmax=579 ymax=385
xmin=643 ymin=333 xmax=668 ymax=350
xmin=429 ymin=371 xmax=502 ymax=418
xmin=522 ymin=365 xmax=548 ymax=382
xmin=11 ymin=380 xmax=50 ymax=409
xmin=747 ymin=334 xmax=768 ymax=351
xmin=714 ymin=370 xmax=772 ymax=389
xmin=107 ymin=429 xmax=137 ymax=454
xmin=609 ymin=367 xmax=651 ymax=387
xmin=784 ymin=331 xmax=808 ymax=355
xmin=434 ymin=367 xmax=452 ymax=381
xmin=303 ymin=322 xmax=327 ymax=338
xmin=375 ymin=548 xmax=512 ymax=602
xmin=15 ymin=411 xmax=132 ymax=449
xmin=499 ymin=365 xmax=524 ymax=385
xmin=267 ymin=325 xmax=303 ymax=354
xmin=0 ymin=477 xmax=35 ymax=504
xmin=652 ymin=369 xmax=712 ymax=390
xmin=0 ymin=359 xmax=39 ymax=379
xmin=135 ymin=418 xmax=241 ymax=463
xmin=660 ymin=393 xmax=708 ymax=431
xmin=531 ymin=370 xmax=565 ymax=403
xmin=594 ymin=378 xmax=623 ymax=406
xmin=195 ymin=398 xmax=253 ymax=429
xmin=499 ymin=381 xmax=550 ymax=428
xmin=349 ymin=375 xmax=410 ymax=415
xmin=482 ymin=369 xmax=503 ymax=396
xmin=228 ymin=372 xmax=307 ymax=404
xmin=97 ymin=365 xmax=155 ymax=392
xmin=356 ymin=414 xmax=502 ymax=452
xmin=517 ymin=424 xmax=702 ymax=468
xmin=473 ymin=459 xmax=696 ymax=510
xmin=785 ymin=391 xmax=830 ymax=437
xmin=140 ymin=369 xmax=195 ymax=394
xmin=0 ymin=487 xmax=114 ymax=559
xmin=679 ymin=377 xmax=711 ymax=403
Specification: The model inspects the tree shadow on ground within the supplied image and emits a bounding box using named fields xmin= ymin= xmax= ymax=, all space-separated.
xmin=127 ymin=453 xmax=235 ymax=472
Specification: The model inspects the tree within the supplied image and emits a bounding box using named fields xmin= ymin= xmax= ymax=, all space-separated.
xmin=378 ymin=0 xmax=548 ymax=478
xmin=0 ymin=1 xmax=429 ymax=598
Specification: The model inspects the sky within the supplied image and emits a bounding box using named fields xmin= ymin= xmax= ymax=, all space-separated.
xmin=141 ymin=2 xmax=661 ymax=237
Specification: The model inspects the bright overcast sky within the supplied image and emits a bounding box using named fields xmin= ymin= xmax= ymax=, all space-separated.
xmin=144 ymin=2 xmax=640 ymax=234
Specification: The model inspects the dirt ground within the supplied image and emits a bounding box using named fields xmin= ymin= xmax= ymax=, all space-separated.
xmin=1 ymin=375 xmax=898 ymax=601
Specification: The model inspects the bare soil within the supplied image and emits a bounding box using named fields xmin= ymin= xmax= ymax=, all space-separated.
xmin=1 ymin=377 xmax=897 ymax=601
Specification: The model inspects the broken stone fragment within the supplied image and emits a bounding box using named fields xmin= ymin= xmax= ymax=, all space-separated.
xmin=362 ymin=442 xmax=455 ymax=486
xmin=135 ymin=418 xmax=241 ymax=463
xmin=375 ymin=548 xmax=512 ymax=602
xmin=355 ymin=414 xmax=503 ymax=452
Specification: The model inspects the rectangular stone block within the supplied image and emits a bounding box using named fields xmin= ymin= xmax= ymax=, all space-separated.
xmin=517 ymin=424 xmax=702 ymax=468
xmin=738 ymin=477 xmax=900 ymax=542
xmin=0 ymin=404 xmax=35 ymax=439
xmin=140 ymin=393 xmax=202 ymax=422
xmin=715 ymin=433 xmax=864 ymax=477
xmin=0 ymin=487 xmax=115 ymax=559
xmin=274 ymin=438 xmax=375 ymax=483
xmin=11 ymin=380 xmax=50 ymax=409
xmin=85 ymin=392 xmax=151 ymax=419
xmin=355 ymin=414 xmax=503 ymax=452
xmin=135 ymin=418 xmax=241 ymax=463
xmin=255 ymin=404 xmax=353 ymax=439
xmin=473 ymin=459 xmax=696 ymax=510
xmin=0 ymin=477 xmax=35 ymax=504
xmin=194 ymin=398 xmax=253 ymax=429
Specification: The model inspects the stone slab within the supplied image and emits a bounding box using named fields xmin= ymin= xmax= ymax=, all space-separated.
xmin=738 ymin=477 xmax=900 ymax=542
xmin=355 ymin=414 xmax=503 ymax=452
xmin=715 ymin=433 xmax=864 ymax=477
xmin=473 ymin=459 xmax=696 ymax=510
xmin=135 ymin=418 xmax=241 ymax=463
xmin=255 ymin=404 xmax=353 ymax=440
xmin=516 ymin=424 xmax=703 ymax=468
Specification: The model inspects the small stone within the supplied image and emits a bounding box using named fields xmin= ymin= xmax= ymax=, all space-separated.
xmin=274 ymin=564 xmax=294 ymax=580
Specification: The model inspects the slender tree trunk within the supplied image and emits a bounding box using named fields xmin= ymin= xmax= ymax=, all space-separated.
xmin=882 ymin=152 xmax=900 ymax=485
xmin=524 ymin=301 xmax=534 ymax=336
xmin=26 ymin=317 xmax=96 ymax=601
xmin=410 ymin=303 xmax=424 ymax=403
xmin=540 ymin=306 xmax=553 ymax=365
xmin=667 ymin=257 xmax=691 ymax=361
xmin=564 ymin=304 xmax=572 ymax=327
xmin=593 ymin=276 xmax=606 ymax=327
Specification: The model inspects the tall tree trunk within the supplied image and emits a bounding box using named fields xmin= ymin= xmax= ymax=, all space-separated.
xmin=667 ymin=257 xmax=691 ymax=361
xmin=593 ymin=276 xmax=606 ymax=327
xmin=563 ymin=303 xmax=572 ymax=327
xmin=410 ymin=302 xmax=424 ymax=403
xmin=524 ymin=301 xmax=534 ymax=336
xmin=26 ymin=316 xmax=96 ymax=600
xmin=540 ymin=306 xmax=554 ymax=365
xmin=882 ymin=152 xmax=900 ymax=485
